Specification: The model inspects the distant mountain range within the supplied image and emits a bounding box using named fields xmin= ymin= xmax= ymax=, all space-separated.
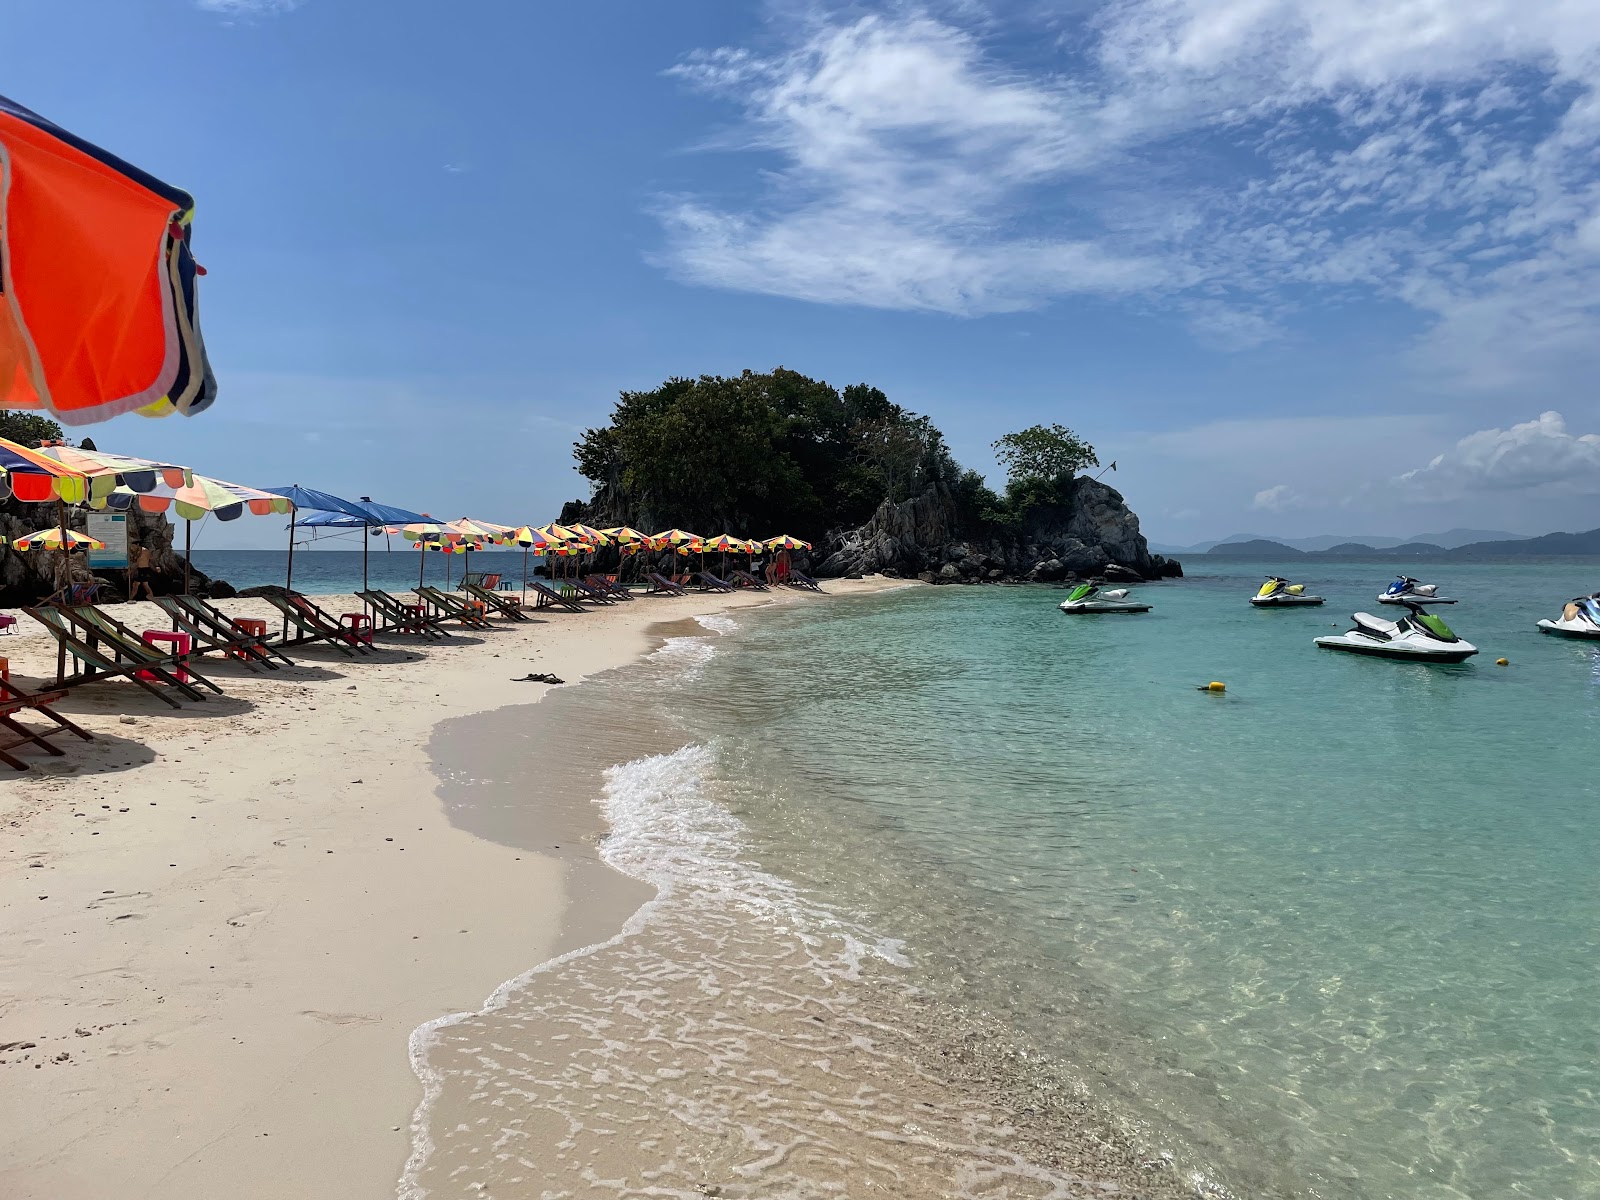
xmin=1148 ymin=528 xmax=1527 ymax=554
xmin=1184 ymin=528 xmax=1600 ymax=560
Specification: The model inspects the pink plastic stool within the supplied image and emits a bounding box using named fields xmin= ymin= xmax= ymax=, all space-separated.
xmin=339 ymin=612 xmax=374 ymax=645
xmin=140 ymin=629 xmax=191 ymax=682
xmin=0 ymin=615 xmax=17 ymax=636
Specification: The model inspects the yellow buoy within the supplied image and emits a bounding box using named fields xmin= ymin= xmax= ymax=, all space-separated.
xmin=1496 ymin=658 xmax=1509 ymax=666
xmin=1205 ymin=681 xmax=1226 ymax=692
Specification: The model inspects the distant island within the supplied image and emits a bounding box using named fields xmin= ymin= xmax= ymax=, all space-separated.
xmin=1202 ymin=529 xmax=1600 ymax=559
xmin=1152 ymin=528 xmax=1527 ymax=554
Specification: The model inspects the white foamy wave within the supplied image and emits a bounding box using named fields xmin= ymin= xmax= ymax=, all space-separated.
xmin=599 ymin=744 xmax=907 ymax=978
xmin=648 ymin=634 xmax=716 ymax=679
xmin=693 ymin=612 xmax=738 ymax=635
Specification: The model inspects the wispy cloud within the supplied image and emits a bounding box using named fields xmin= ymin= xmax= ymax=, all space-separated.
xmin=657 ymin=2 xmax=1600 ymax=375
xmin=196 ymin=0 xmax=305 ymax=16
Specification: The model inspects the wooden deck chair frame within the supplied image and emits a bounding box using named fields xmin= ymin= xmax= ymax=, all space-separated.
xmin=415 ymin=586 xmax=494 ymax=629
xmin=358 ymin=590 xmax=451 ymax=638
xmin=170 ymin=596 xmax=297 ymax=666
xmin=527 ymin=580 xmax=588 ymax=613
xmin=256 ymin=593 xmax=363 ymax=657
xmin=647 ymin=572 xmax=689 ymax=596
xmin=150 ymin=597 xmax=276 ymax=671
xmin=24 ymin=608 xmax=192 ymax=708
xmin=0 ymin=679 xmax=93 ymax=770
xmin=461 ymin=581 xmax=532 ymax=622
xmin=696 ymin=571 xmax=737 ymax=593
xmin=64 ymin=605 xmax=222 ymax=698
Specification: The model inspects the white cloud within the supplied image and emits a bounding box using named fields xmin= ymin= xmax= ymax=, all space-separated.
xmin=1252 ymin=484 xmax=1303 ymax=511
xmin=196 ymin=0 xmax=304 ymax=15
xmin=658 ymin=3 xmax=1600 ymax=375
xmin=1396 ymin=411 xmax=1600 ymax=499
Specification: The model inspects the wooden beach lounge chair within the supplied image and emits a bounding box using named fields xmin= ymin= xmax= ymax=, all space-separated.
xmin=170 ymin=595 xmax=297 ymax=666
xmin=25 ymin=607 xmax=199 ymax=708
xmin=357 ymin=590 xmax=451 ymax=639
xmin=527 ymin=580 xmax=587 ymax=613
xmin=151 ymin=596 xmax=280 ymax=671
xmin=561 ymin=578 xmax=615 ymax=605
xmin=256 ymin=592 xmax=365 ymax=656
xmin=63 ymin=605 xmax=225 ymax=697
xmin=696 ymin=571 xmax=737 ymax=593
xmin=461 ymin=581 xmax=532 ymax=621
xmin=0 ymin=678 xmax=93 ymax=771
xmin=415 ymin=586 xmax=494 ymax=630
xmin=583 ymin=574 xmax=634 ymax=600
xmin=647 ymin=572 xmax=688 ymax=596
xmin=788 ymin=570 xmax=825 ymax=592
xmin=730 ymin=569 xmax=769 ymax=590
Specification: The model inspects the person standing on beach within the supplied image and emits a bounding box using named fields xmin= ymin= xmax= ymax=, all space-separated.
xmin=128 ymin=540 xmax=155 ymax=601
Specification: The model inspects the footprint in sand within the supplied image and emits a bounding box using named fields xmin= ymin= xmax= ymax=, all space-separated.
xmin=300 ymin=1010 xmax=380 ymax=1026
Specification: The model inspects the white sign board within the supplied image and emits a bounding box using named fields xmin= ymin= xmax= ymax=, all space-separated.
xmin=87 ymin=512 xmax=129 ymax=570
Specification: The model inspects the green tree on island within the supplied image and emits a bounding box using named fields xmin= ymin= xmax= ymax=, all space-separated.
xmin=573 ymin=368 xmax=969 ymax=542
xmin=984 ymin=424 xmax=1100 ymax=526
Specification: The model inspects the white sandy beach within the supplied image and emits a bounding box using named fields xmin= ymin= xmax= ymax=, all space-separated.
xmin=0 ymin=579 xmax=905 ymax=1199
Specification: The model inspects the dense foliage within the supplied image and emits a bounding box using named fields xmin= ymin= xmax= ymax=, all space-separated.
xmin=0 ymin=412 xmax=65 ymax=447
xmin=573 ymin=369 xmax=987 ymax=543
xmin=984 ymin=424 xmax=1100 ymax=527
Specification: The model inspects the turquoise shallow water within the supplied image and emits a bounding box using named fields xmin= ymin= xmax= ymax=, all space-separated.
xmin=662 ymin=562 xmax=1600 ymax=1198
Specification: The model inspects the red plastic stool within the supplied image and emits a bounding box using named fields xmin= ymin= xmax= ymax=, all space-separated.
xmin=0 ymin=615 xmax=17 ymax=635
xmin=140 ymin=630 xmax=191 ymax=682
xmin=230 ymin=617 xmax=268 ymax=660
xmin=400 ymin=603 xmax=427 ymax=634
xmin=464 ymin=600 xmax=488 ymax=622
xmin=339 ymin=612 xmax=374 ymax=644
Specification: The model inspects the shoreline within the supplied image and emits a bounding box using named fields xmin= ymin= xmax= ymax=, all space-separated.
xmin=0 ymin=581 xmax=899 ymax=1198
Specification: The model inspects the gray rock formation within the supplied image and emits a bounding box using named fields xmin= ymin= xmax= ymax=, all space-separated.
xmin=819 ymin=478 xmax=1181 ymax=583
xmin=0 ymin=497 xmax=210 ymax=605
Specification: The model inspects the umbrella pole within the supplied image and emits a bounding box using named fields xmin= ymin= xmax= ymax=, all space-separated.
xmin=283 ymin=507 xmax=297 ymax=641
xmin=522 ymin=545 xmax=528 ymax=606
xmin=418 ymin=543 xmax=425 ymax=589
xmin=185 ymin=520 xmax=192 ymax=597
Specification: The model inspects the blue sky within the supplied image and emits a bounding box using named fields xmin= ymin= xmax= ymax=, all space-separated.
xmin=5 ymin=0 xmax=1600 ymax=549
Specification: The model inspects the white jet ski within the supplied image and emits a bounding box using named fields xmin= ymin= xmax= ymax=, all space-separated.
xmin=1537 ymin=594 xmax=1600 ymax=640
xmin=1315 ymin=602 xmax=1478 ymax=663
xmin=1058 ymin=582 xmax=1151 ymax=614
xmin=1378 ymin=575 xmax=1458 ymax=605
xmin=1251 ymin=576 xmax=1325 ymax=606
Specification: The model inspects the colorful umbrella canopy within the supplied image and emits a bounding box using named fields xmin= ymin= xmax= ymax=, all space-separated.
xmin=764 ymin=534 xmax=812 ymax=551
xmin=263 ymin=485 xmax=372 ymax=519
xmin=651 ymin=528 xmax=702 ymax=550
xmin=534 ymin=523 xmax=580 ymax=544
xmin=700 ymin=534 xmax=747 ymax=553
xmin=601 ymin=525 xmax=650 ymax=545
xmin=0 ymin=93 xmax=215 ymax=425
xmin=0 ymin=437 xmax=98 ymax=503
xmin=419 ymin=537 xmax=486 ymax=554
xmin=90 ymin=472 xmax=289 ymax=522
xmin=448 ymin=517 xmax=516 ymax=544
xmin=564 ymin=523 xmax=611 ymax=546
xmin=31 ymin=443 xmax=191 ymax=493
xmin=8 ymin=525 xmax=104 ymax=551
xmin=396 ymin=522 xmax=453 ymax=543
xmin=503 ymin=526 xmax=556 ymax=550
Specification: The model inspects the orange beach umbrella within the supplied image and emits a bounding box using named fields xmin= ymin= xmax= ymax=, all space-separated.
xmin=0 ymin=93 xmax=215 ymax=424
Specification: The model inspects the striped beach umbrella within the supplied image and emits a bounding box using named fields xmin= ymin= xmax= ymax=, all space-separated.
xmin=0 ymin=437 xmax=98 ymax=503
xmin=9 ymin=526 xmax=105 ymax=551
xmin=763 ymin=534 xmax=812 ymax=551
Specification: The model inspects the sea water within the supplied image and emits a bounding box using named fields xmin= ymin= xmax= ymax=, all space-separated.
xmin=414 ymin=560 xmax=1600 ymax=1198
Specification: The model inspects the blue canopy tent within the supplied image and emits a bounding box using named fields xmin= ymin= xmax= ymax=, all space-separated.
xmin=280 ymin=492 xmax=432 ymax=601
xmin=264 ymin=487 xmax=427 ymax=634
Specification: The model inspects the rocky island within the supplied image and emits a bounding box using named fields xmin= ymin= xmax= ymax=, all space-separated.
xmin=565 ymin=369 xmax=1180 ymax=584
